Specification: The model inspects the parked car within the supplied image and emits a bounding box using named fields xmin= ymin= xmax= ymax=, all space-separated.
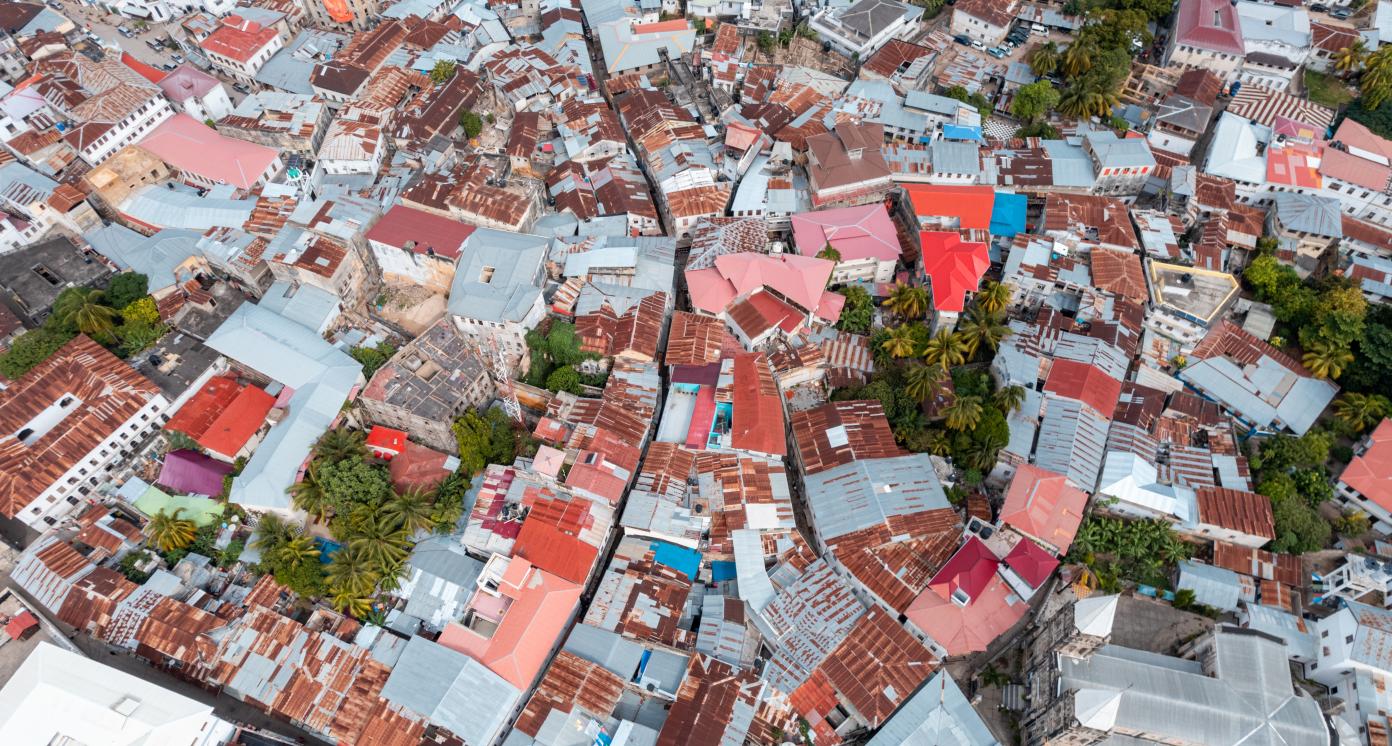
xmin=1031 ymin=22 xmax=1048 ymax=35
xmin=171 ymin=53 xmax=184 ymax=63
xmin=232 ymin=82 xmax=250 ymax=94
xmin=988 ymin=47 xmax=1008 ymax=58
xmin=953 ymin=34 xmax=972 ymax=45
xmin=1331 ymin=7 xmax=1351 ymax=18
xmin=158 ymin=62 xmax=176 ymax=71
xmin=1310 ymin=3 xmax=1329 ymax=11
xmin=971 ymin=38 xmax=986 ymax=50
xmin=145 ymin=39 xmax=162 ymax=51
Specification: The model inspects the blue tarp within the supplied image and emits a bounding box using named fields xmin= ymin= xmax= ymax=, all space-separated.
xmin=990 ymin=192 xmax=1027 ymax=238
xmin=942 ymin=124 xmax=983 ymax=142
xmin=711 ymin=561 xmax=737 ymax=582
xmin=651 ymin=542 xmax=701 ymax=580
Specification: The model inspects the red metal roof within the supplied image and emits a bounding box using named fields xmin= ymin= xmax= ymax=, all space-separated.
xmin=730 ymin=352 xmax=786 ymax=457
xmin=1194 ymin=486 xmax=1276 ymax=540
xmin=999 ymin=464 xmax=1088 ymax=554
xmin=120 ymin=52 xmax=166 ymax=85
xmin=903 ymin=184 xmax=995 ymax=231
xmin=513 ymin=494 xmax=601 ymax=584
xmin=364 ymin=203 xmax=476 ymax=259
xmin=365 ymin=425 xmax=407 ymax=457
xmin=926 ymin=536 xmax=997 ymax=604
xmin=1342 ymin=419 xmax=1392 ymax=512
xmin=166 ymin=375 xmax=275 ymax=457
xmin=1004 ymin=540 xmax=1058 ymax=588
xmin=1174 ymin=0 xmax=1245 ymax=55
xmin=4 ymin=610 xmax=36 ymax=639
xmin=919 ymin=231 xmax=989 ymax=313
xmin=1044 ymin=359 xmax=1122 ymax=419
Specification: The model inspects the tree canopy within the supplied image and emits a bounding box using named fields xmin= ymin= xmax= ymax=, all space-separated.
xmin=835 ymin=286 xmax=874 ymax=334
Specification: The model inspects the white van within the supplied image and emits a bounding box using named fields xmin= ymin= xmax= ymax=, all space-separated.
xmin=1031 ymin=23 xmax=1048 ymax=35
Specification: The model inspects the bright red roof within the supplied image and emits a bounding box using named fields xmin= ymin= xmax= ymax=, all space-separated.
xmin=903 ymin=185 xmax=994 ymax=231
xmin=363 ymin=204 xmax=476 ymax=260
xmin=4 ymin=610 xmax=36 ymax=639
xmin=999 ymin=465 xmax=1088 ymax=554
xmin=926 ymin=536 xmax=998 ymax=604
xmin=1043 ymin=359 xmax=1122 ymax=419
xmin=120 ymin=52 xmax=166 ymax=85
xmin=633 ymin=19 xmax=690 ymax=33
xmin=513 ymin=494 xmax=601 ymax=584
xmin=199 ymin=15 xmax=279 ymax=63
xmin=366 ymin=425 xmax=407 ymax=456
xmin=165 ymin=376 xmax=274 ymax=457
xmin=1340 ymin=419 xmax=1392 ymax=512
xmin=919 ymin=231 xmax=989 ymax=313
xmin=1003 ymin=540 xmax=1059 ymax=588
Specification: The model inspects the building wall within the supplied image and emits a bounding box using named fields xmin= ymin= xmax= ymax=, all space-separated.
xmin=80 ymin=98 xmax=175 ymax=166
xmin=205 ymin=35 xmax=284 ymax=84
xmin=1166 ymin=44 xmax=1243 ymax=82
xmin=369 ymin=239 xmax=457 ymax=294
xmin=179 ymin=85 xmax=234 ymax=123
xmin=950 ymin=10 xmax=1009 ymax=45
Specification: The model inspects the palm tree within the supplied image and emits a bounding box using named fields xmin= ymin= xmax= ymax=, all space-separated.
xmin=1059 ymin=82 xmax=1118 ymax=119
xmin=904 ymin=363 xmax=945 ymax=403
xmin=382 ymin=488 xmax=436 ymax=535
xmin=922 ymin=329 xmax=967 ymax=371
xmin=962 ymin=433 xmax=1005 ymax=471
xmin=1335 ymin=393 xmax=1391 ymax=433
xmin=957 ymin=306 xmax=1011 ymax=358
xmin=1303 ymin=341 xmax=1354 ymax=380
xmin=348 ymin=516 xmax=410 ymax=570
xmin=1061 ymin=41 xmax=1093 ymax=78
xmin=943 ymin=395 xmax=984 ymax=432
xmin=314 ymin=428 xmax=366 ymax=465
xmin=883 ymin=282 xmax=929 ymax=319
xmin=879 ymin=325 xmax=919 ymax=359
xmin=275 ymin=533 xmax=321 ymax=567
xmin=992 ymin=385 xmax=1026 ymax=414
xmin=1364 ymin=47 xmax=1392 ymax=109
xmin=289 ymin=463 xmax=332 ymax=522
xmin=328 ymin=586 xmax=373 ymax=617
xmin=975 ymin=281 xmax=1011 ymax=315
xmin=56 ymin=288 xmax=116 ymax=340
xmin=923 ymin=430 xmax=952 ymax=457
xmin=326 ymin=546 xmax=378 ymax=595
xmin=1334 ymin=39 xmax=1368 ymax=77
xmin=1027 ymin=41 xmax=1060 ymax=77
xmin=147 ymin=508 xmax=196 ymax=553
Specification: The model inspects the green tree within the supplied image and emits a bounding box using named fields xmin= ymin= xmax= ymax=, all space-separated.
xmin=147 ymin=508 xmax=196 ymax=553
xmin=1335 ymin=393 xmax=1391 ymax=433
xmin=880 ymin=325 xmax=919 ymax=359
xmin=1269 ymin=489 xmax=1332 ymax=553
xmin=545 ymin=366 xmax=582 ymax=394
xmin=1363 ymin=46 xmax=1392 ymax=109
xmin=1303 ymin=340 xmax=1354 ymax=380
xmin=816 ymin=243 xmax=841 ymax=262
xmin=326 ymin=546 xmax=378 ymax=595
xmin=975 ymin=281 xmax=1011 ymax=315
xmin=53 ymin=288 xmax=116 ymax=341
xmin=943 ymin=394 xmax=984 ymax=432
xmin=1335 ymin=39 xmax=1368 ymax=77
xmin=460 ymin=110 xmax=483 ymax=139
xmin=348 ymin=515 xmax=410 ymax=570
xmin=756 ymin=31 xmax=775 ymax=53
xmin=289 ymin=463 xmax=333 ymax=522
xmin=349 ymin=342 xmax=397 ymax=378
xmin=432 ymin=472 xmax=469 ymax=531
xmin=429 ymin=59 xmax=457 ymax=84
xmin=383 ymin=488 xmax=437 ymax=535
xmin=1010 ymin=81 xmax=1060 ymax=124
xmin=0 ymin=327 xmax=75 ymax=378
xmin=317 ymin=458 xmax=393 ymax=511
xmin=884 ymin=282 xmax=929 ymax=319
xmin=904 ymin=363 xmax=945 ymax=403
xmin=105 ymin=273 xmax=149 ymax=309
xmin=992 ymin=385 xmax=1026 ymax=414
xmin=1305 ymin=283 xmax=1367 ymax=350
xmin=115 ymin=318 xmax=165 ymax=356
xmin=957 ymin=306 xmax=1010 ymax=358
xmin=835 ymin=285 xmax=874 ymax=334
xmin=923 ymin=329 xmax=967 ymax=371
xmin=1251 ymin=431 xmax=1332 ymax=474
xmin=452 ymin=407 xmax=519 ymax=476
xmin=314 ymin=428 xmax=368 ymax=465
xmin=1027 ymin=41 xmax=1061 ymax=76
xmin=1060 ymin=40 xmax=1094 ymax=78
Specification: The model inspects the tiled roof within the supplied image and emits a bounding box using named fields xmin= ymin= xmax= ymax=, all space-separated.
xmin=1342 ymin=419 xmax=1392 ymax=512
xmin=0 ymin=336 xmax=160 ymax=518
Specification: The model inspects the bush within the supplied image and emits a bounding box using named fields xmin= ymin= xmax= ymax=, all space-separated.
xmin=105 ymin=273 xmax=149 ymax=310
xmin=460 ymin=110 xmax=483 ymax=139
xmin=349 ymin=342 xmax=397 ymax=379
xmin=1333 ymin=444 xmax=1355 ymax=463
xmin=0 ymin=327 xmax=75 ymax=378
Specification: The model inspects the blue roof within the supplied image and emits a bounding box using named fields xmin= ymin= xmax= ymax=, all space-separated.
xmin=651 ymin=542 xmax=701 ymax=580
xmin=991 ymin=192 xmax=1027 ymax=238
xmin=942 ymin=124 xmax=983 ymax=142
xmin=710 ymin=560 xmax=737 ymax=582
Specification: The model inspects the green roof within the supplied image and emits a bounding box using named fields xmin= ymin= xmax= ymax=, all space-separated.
xmin=132 ymin=484 xmax=225 ymax=527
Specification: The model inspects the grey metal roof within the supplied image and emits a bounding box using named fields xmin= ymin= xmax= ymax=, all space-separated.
xmin=596 ymin=18 xmax=696 ymax=75
xmin=1034 ymin=396 xmax=1110 ymax=491
xmin=447 ymin=228 xmax=548 ymax=323
xmin=1176 ymin=560 xmax=1245 ymax=612
xmin=379 ymin=635 xmax=520 ymax=745
xmin=1273 ymin=191 xmax=1342 ymax=238
xmin=257 ymin=280 xmax=340 ymax=333
xmin=120 ymin=187 xmax=256 ymax=232
xmin=256 ymin=29 xmax=349 ymax=94
xmin=932 ymin=140 xmax=982 ymax=175
xmin=1179 ymin=356 xmax=1335 ymax=436
xmin=803 ymin=453 xmax=950 ymax=541
xmin=562 ymin=622 xmax=646 ymax=680
xmin=1059 ymin=632 xmax=1329 ymax=746
xmin=1084 ymin=130 xmax=1156 ymax=169
xmin=82 ymin=224 xmax=200 ymax=292
xmin=1040 ymin=139 xmax=1097 ymax=188
xmin=867 ymin=670 xmax=1001 ymax=745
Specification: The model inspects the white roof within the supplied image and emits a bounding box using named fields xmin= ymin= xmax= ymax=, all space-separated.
xmin=1074 ymin=594 xmax=1120 ymax=637
xmin=1204 ymin=113 xmax=1269 ymax=186
xmin=0 ymin=642 xmax=232 ymax=746
xmin=1095 ymin=451 xmax=1197 ymax=522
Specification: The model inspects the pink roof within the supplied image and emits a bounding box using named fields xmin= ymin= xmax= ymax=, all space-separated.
xmin=138 ymin=114 xmax=280 ymax=190
xmin=790 ymin=204 xmax=902 ymax=263
xmin=685 ymin=252 xmax=835 ymax=316
xmin=725 ymin=121 xmax=763 ymax=152
xmin=364 ymin=204 xmax=476 ymax=260
xmin=1174 ymin=0 xmax=1245 ymax=55
xmin=437 ymin=560 xmax=581 ymax=690
xmin=1003 ymin=540 xmax=1059 ymax=588
xmin=919 ymin=231 xmax=988 ymax=313
xmin=906 ymin=575 xmax=1026 ymax=656
xmin=999 ymin=465 xmax=1088 ymax=554
xmin=926 ymin=537 xmax=997 ymax=604
xmin=1044 ymin=359 xmax=1122 ymax=419
xmin=156 ymin=64 xmax=221 ymax=103
xmin=1342 ymin=419 xmax=1392 ymax=512
xmin=565 ymin=451 xmax=628 ymax=505
xmin=532 ymin=445 xmax=565 ymax=478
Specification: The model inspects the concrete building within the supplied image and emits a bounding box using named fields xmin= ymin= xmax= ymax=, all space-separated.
xmin=445 ymin=228 xmax=549 ymax=375
xmin=807 ymin=0 xmax=921 ymax=59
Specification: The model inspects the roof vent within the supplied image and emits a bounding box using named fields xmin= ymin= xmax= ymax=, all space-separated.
xmin=112 ymin=696 xmax=140 ymax=716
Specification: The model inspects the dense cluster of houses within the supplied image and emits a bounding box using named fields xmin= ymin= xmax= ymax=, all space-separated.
xmin=0 ymin=0 xmax=1391 ymax=741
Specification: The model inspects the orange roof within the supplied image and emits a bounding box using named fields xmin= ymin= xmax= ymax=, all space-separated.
xmin=633 ymin=19 xmax=690 ymax=33
xmin=165 ymin=376 xmax=274 ymax=457
xmin=1044 ymin=359 xmax=1122 ymax=419
xmin=731 ymin=352 xmax=786 ymax=457
xmin=120 ymin=52 xmax=166 ymax=85
xmin=919 ymin=231 xmax=989 ymax=313
xmin=437 ymin=559 xmax=581 ymax=690
xmin=999 ymin=465 xmax=1088 ymax=554
xmin=1341 ymin=419 xmax=1392 ymax=512
xmin=903 ymin=184 xmax=995 ymax=231
xmin=365 ymin=425 xmax=407 ymax=456
xmin=513 ymin=494 xmax=602 ymax=584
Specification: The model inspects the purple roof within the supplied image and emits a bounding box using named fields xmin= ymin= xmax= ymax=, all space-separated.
xmin=157 ymin=449 xmax=234 ymax=497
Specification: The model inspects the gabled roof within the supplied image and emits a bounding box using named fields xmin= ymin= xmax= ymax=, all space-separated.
xmin=920 ymin=231 xmax=989 ymax=313
xmin=1044 ymin=359 xmax=1123 ymax=419
xmin=1194 ymin=486 xmax=1276 ymax=540
xmin=1000 ymin=465 xmax=1089 ymax=554
xmin=685 ymin=252 xmax=838 ymax=318
xmin=138 ymin=114 xmax=280 ymax=190
xmin=164 ymin=375 xmax=274 ymax=457
xmin=1004 ymin=539 xmax=1059 ymax=588
xmin=926 ymin=537 xmax=998 ymax=604
xmin=1174 ymin=0 xmax=1245 ymax=55
xmin=903 ymin=184 xmax=994 ymax=231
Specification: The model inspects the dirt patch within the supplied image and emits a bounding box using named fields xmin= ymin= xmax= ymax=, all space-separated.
xmin=1108 ymin=593 xmax=1214 ymax=655
xmin=376 ymin=284 xmax=446 ymax=336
